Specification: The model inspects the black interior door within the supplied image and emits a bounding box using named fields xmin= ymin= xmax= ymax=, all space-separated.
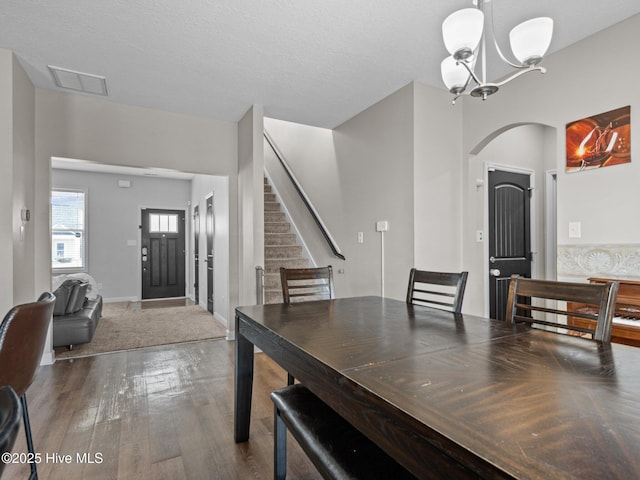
xmin=488 ymin=169 xmax=532 ymax=320
xmin=194 ymin=205 xmax=200 ymax=304
xmin=206 ymin=197 xmax=214 ymax=314
xmin=141 ymin=208 xmax=186 ymax=299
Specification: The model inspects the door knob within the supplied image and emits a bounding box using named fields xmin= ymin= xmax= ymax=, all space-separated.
xmin=490 ymin=269 xmax=501 ymax=277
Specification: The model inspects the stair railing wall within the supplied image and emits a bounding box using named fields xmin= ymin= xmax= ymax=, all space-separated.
xmin=264 ymin=130 xmax=346 ymax=260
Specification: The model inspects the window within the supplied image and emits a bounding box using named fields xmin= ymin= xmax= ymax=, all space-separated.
xmin=51 ymin=189 xmax=86 ymax=271
xmin=149 ymin=213 xmax=179 ymax=233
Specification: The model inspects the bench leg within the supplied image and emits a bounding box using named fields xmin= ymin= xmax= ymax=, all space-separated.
xmin=274 ymin=406 xmax=287 ymax=480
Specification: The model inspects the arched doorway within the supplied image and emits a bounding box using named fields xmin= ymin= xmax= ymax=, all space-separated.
xmin=463 ymin=123 xmax=557 ymax=318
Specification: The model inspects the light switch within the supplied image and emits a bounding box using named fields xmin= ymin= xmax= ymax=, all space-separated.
xmin=476 ymin=230 xmax=484 ymax=242
xmin=357 ymin=232 xmax=364 ymax=244
xmin=568 ymin=221 xmax=581 ymax=238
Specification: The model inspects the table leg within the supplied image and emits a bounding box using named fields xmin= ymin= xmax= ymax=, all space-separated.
xmin=234 ymin=313 xmax=254 ymax=442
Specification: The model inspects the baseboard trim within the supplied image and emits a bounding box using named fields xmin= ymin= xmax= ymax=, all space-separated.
xmin=41 ymin=350 xmax=55 ymax=366
xmin=103 ymin=296 xmax=138 ymax=303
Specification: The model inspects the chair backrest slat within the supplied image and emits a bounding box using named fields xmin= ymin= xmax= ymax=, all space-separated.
xmin=280 ymin=266 xmax=334 ymax=304
xmin=505 ymin=275 xmax=619 ymax=342
xmin=406 ymin=268 xmax=468 ymax=314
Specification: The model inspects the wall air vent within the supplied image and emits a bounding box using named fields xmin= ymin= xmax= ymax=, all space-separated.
xmin=48 ymin=65 xmax=108 ymax=96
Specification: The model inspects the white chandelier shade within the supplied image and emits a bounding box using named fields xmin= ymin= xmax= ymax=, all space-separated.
xmin=441 ymin=56 xmax=472 ymax=94
xmin=440 ymin=1 xmax=553 ymax=103
xmin=442 ymin=8 xmax=484 ymax=60
xmin=509 ymin=17 xmax=554 ymax=66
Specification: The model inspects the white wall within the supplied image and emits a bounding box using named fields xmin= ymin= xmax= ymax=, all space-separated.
xmin=266 ymin=85 xmax=416 ymax=300
xmin=12 ymin=54 xmax=36 ymax=306
xmin=0 ymin=50 xmax=16 ymax=314
xmin=35 ymin=89 xmax=240 ymax=332
xmin=264 ymin=118 xmax=346 ymax=287
xmin=190 ymin=175 xmax=230 ymax=326
xmin=462 ymin=125 xmax=555 ymax=316
xmin=237 ymin=105 xmax=264 ymax=308
xmin=413 ymin=82 xmax=464 ymax=275
xmin=462 ymin=14 xmax=640 ymax=253
xmin=51 ymin=169 xmax=191 ymax=301
xmin=1 ymin=50 xmax=38 ymax=315
xmin=266 ymin=82 xmax=465 ymax=301
xmin=332 ymin=84 xmax=414 ymax=300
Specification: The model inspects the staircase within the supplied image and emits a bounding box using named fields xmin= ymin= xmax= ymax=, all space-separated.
xmin=264 ymin=177 xmax=310 ymax=304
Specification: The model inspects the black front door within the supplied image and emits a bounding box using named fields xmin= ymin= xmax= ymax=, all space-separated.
xmin=206 ymin=197 xmax=214 ymax=314
xmin=194 ymin=205 xmax=200 ymax=304
xmin=488 ymin=169 xmax=532 ymax=320
xmin=141 ymin=208 xmax=186 ymax=299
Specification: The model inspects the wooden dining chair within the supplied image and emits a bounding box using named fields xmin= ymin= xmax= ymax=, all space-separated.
xmin=280 ymin=266 xmax=334 ymax=385
xmin=406 ymin=268 xmax=468 ymax=313
xmin=0 ymin=292 xmax=56 ymax=480
xmin=279 ymin=266 xmax=334 ymax=304
xmin=505 ymin=275 xmax=619 ymax=341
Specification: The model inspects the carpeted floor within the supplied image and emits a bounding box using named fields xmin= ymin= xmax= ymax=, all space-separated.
xmin=54 ymin=301 xmax=228 ymax=359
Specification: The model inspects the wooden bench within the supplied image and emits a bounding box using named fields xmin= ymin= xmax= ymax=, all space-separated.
xmin=271 ymin=383 xmax=416 ymax=480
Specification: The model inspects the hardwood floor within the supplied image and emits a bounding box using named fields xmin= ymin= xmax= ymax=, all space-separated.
xmin=5 ymin=339 xmax=322 ymax=479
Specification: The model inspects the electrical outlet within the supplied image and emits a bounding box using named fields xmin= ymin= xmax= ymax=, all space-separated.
xmin=376 ymin=221 xmax=389 ymax=232
xmin=568 ymin=221 xmax=581 ymax=238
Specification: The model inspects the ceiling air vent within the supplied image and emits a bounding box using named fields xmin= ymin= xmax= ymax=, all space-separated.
xmin=48 ymin=65 xmax=108 ymax=96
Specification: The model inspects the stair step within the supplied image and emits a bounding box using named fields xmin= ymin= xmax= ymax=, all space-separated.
xmin=265 ymin=212 xmax=286 ymax=223
xmin=265 ymin=258 xmax=309 ymax=272
xmin=263 ymin=176 xmax=309 ymax=291
xmin=265 ymin=290 xmax=284 ymax=304
xmin=264 ymin=273 xmax=281 ymax=289
xmin=265 ymin=222 xmax=291 ymax=234
xmin=265 ymin=233 xmax=298 ymax=246
xmin=266 ymin=245 xmax=303 ymax=259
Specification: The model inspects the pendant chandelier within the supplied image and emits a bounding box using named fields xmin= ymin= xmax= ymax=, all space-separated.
xmin=440 ymin=0 xmax=553 ymax=104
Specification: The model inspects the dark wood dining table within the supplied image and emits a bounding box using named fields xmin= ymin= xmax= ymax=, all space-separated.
xmin=234 ymin=296 xmax=640 ymax=480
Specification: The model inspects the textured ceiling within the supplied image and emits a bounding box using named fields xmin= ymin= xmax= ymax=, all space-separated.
xmin=2 ymin=1 xmax=640 ymax=128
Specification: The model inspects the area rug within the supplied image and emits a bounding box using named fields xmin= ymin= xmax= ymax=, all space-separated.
xmin=54 ymin=302 xmax=227 ymax=359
